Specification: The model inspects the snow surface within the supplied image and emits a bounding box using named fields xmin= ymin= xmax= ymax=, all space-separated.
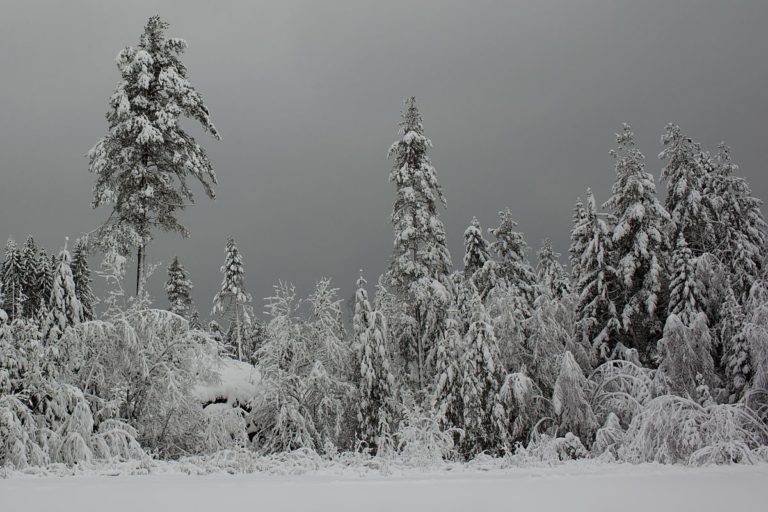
xmin=1 ymin=463 xmax=766 ymax=512
xmin=193 ymin=357 xmax=262 ymax=406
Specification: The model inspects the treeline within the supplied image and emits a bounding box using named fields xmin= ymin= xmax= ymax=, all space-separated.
xmin=1 ymin=16 xmax=768 ymax=470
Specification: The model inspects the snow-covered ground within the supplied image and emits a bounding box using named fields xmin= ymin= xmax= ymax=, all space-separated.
xmin=2 ymin=463 xmax=766 ymax=512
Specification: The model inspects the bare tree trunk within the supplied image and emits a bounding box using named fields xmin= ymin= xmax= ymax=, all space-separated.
xmin=136 ymin=244 xmax=145 ymax=296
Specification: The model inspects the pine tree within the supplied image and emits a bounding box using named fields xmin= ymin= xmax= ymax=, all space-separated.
xmin=189 ymin=310 xmax=203 ymax=330
xmin=20 ymin=236 xmax=40 ymax=318
xmin=354 ymin=275 xmax=397 ymax=451
xmin=659 ymin=124 xmax=708 ymax=253
xmin=463 ymin=217 xmax=497 ymax=300
xmin=489 ymin=209 xmax=537 ymax=309
xmin=165 ymin=256 xmax=193 ymax=319
xmin=386 ymin=97 xmax=452 ymax=389
xmin=1 ymin=239 xmax=26 ymax=322
xmin=36 ymin=251 xmax=55 ymax=311
xmin=43 ymin=242 xmax=83 ymax=342
xmin=432 ymin=309 xmax=464 ymax=435
xmin=719 ymin=285 xmax=750 ymax=402
xmin=71 ymin=240 xmax=96 ymax=321
xmin=88 ymin=15 xmax=220 ymax=295
xmin=604 ymin=124 xmax=669 ymax=348
xmin=460 ymin=289 xmax=508 ymax=456
xmin=705 ymin=143 xmax=767 ymax=302
xmin=212 ymin=237 xmax=252 ymax=361
xmin=536 ymin=238 xmax=571 ymax=300
xmin=667 ymin=234 xmax=705 ymax=325
xmin=573 ymin=190 xmax=621 ymax=360
xmin=569 ymin=197 xmax=587 ymax=285
xmin=463 ymin=217 xmax=491 ymax=278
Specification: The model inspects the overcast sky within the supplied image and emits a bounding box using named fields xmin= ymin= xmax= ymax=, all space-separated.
xmin=1 ymin=0 xmax=767 ymax=317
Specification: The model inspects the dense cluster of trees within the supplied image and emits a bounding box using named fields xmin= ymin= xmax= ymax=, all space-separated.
xmin=2 ymin=16 xmax=768 ymax=470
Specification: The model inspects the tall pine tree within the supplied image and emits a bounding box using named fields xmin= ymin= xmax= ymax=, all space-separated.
xmin=573 ymin=190 xmax=621 ymax=360
xmin=386 ymin=97 xmax=452 ymax=388
xmin=604 ymin=124 xmax=669 ymax=350
xmin=89 ymin=15 xmax=220 ymax=295
xmin=354 ymin=275 xmax=397 ymax=452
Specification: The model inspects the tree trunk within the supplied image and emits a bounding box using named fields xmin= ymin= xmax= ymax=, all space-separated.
xmin=136 ymin=244 xmax=146 ymax=296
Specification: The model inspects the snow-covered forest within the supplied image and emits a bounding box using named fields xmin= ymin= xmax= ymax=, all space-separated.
xmin=2 ymin=15 xmax=768 ymax=480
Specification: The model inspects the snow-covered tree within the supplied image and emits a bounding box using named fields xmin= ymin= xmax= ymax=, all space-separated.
xmin=569 ymin=197 xmax=587 ymax=284
xmin=165 ymin=256 xmax=193 ymax=319
xmin=573 ymin=190 xmax=621 ymax=359
xmin=253 ymin=282 xmax=351 ymax=454
xmin=71 ymin=240 xmax=96 ymax=321
xmin=386 ymin=97 xmax=452 ymax=389
xmin=432 ymin=309 xmax=464 ymax=437
xmin=719 ymin=285 xmax=750 ymax=402
xmin=460 ymin=289 xmax=508 ymax=456
xmin=536 ymin=238 xmax=571 ymax=300
xmin=463 ymin=217 xmax=491 ymax=277
xmin=36 ymin=251 xmax=55 ymax=313
xmin=657 ymin=313 xmax=715 ymax=398
xmin=659 ymin=124 xmax=709 ymax=253
xmin=489 ymin=209 xmax=537 ymax=309
xmin=43 ymin=242 xmax=83 ymax=342
xmin=667 ymin=234 xmax=705 ymax=325
xmin=212 ymin=237 xmax=252 ymax=361
xmin=1 ymin=239 xmax=25 ymax=321
xmin=20 ymin=236 xmax=40 ymax=318
xmin=354 ymin=275 xmax=397 ymax=451
xmin=705 ymin=143 xmax=767 ymax=302
xmin=741 ymin=280 xmax=768 ymax=393
xmin=553 ymin=351 xmax=597 ymax=443
xmin=88 ymin=15 xmax=220 ymax=295
xmin=387 ymin=96 xmax=452 ymax=292
xmin=605 ymin=124 xmax=669 ymax=349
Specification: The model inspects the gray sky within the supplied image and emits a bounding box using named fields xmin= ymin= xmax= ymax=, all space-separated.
xmin=1 ymin=0 xmax=767 ymax=318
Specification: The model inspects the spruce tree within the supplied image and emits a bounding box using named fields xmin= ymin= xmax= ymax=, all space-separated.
xmin=71 ymin=240 xmax=96 ymax=321
xmin=1 ymin=239 xmax=26 ymax=322
xmin=573 ymin=190 xmax=621 ymax=360
xmin=667 ymin=234 xmax=705 ymax=325
xmin=36 ymin=251 xmax=55 ymax=311
xmin=432 ymin=309 xmax=464 ymax=435
xmin=705 ymin=143 xmax=767 ymax=302
xmin=659 ymin=124 xmax=708 ymax=253
xmin=43 ymin=243 xmax=83 ymax=342
xmin=569 ymin=197 xmax=587 ymax=285
xmin=212 ymin=237 xmax=252 ymax=361
xmin=604 ymin=124 xmax=669 ymax=349
xmin=463 ymin=217 xmax=491 ymax=278
xmin=354 ymin=275 xmax=396 ymax=451
xmin=720 ymin=285 xmax=750 ymax=402
xmin=460 ymin=289 xmax=508 ymax=456
xmin=386 ymin=97 xmax=452 ymax=388
xmin=88 ymin=15 xmax=220 ymax=295
xmin=20 ymin=235 xmax=40 ymax=318
xmin=536 ymin=238 xmax=571 ymax=300
xmin=489 ymin=209 xmax=537 ymax=310
xmin=463 ymin=217 xmax=497 ymax=299
xmin=165 ymin=256 xmax=193 ymax=319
